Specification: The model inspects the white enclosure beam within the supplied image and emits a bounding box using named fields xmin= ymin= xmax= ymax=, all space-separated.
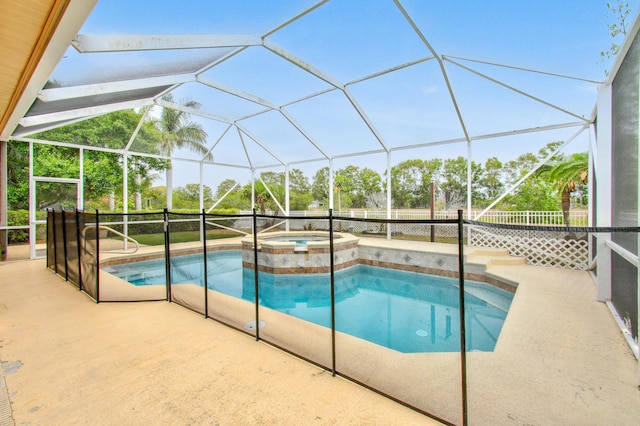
xmin=72 ymin=34 xmax=262 ymax=53
xmin=236 ymin=128 xmax=254 ymax=169
xmin=155 ymin=99 xmax=233 ymax=124
xmin=596 ymin=84 xmax=613 ymax=302
xmin=155 ymin=99 xmax=232 ymax=124
xmin=235 ymin=124 xmax=286 ymax=166
xmin=199 ymin=161 xmax=204 ymax=212
xmin=329 ymin=159 xmax=334 ymax=210
xmin=79 ymin=148 xmax=84 ymax=210
xmin=14 ymin=137 xmax=123 ymax=154
xmin=14 ymin=114 xmax=103 ymax=138
xmin=467 ymin=142 xmax=472 ymax=216
xmin=445 ymin=57 xmax=590 ymax=123
xmin=263 ymin=0 xmax=329 ymax=38
xmin=279 ymin=109 xmax=331 ymax=159
xmin=197 ymin=76 xmax=279 ymax=110
xmin=263 ymin=40 xmax=343 ymax=89
xmin=264 ymin=40 xmax=390 ymax=152
xmin=285 ymin=165 xmax=290 ymax=228
xmin=124 ymin=107 xmax=151 ymax=153
xmin=19 ymin=98 xmax=154 ymax=127
xmin=28 ymin=143 xmax=35 ymax=259
xmin=207 ymin=177 xmax=245 ymax=213
xmin=343 ymin=87 xmax=389 ymax=152
xmin=346 ymin=57 xmax=435 ymax=86
xmin=394 ymin=0 xmax=472 ymax=146
xmin=386 ymin=152 xmax=392 ymax=240
xmin=443 ymin=55 xmax=603 ymax=85
xmin=122 ymin=154 xmax=128 ymax=248
xmin=38 ymin=74 xmax=196 ymax=102
xmin=389 ymin=121 xmax=586 ymax=154
xmin=202 ymin=124 xmax=233 ymax=160
xmin=259 ymin=176 xmax=285 ymax=215
xmin=198 ymin=75 xmax=332 ymax=160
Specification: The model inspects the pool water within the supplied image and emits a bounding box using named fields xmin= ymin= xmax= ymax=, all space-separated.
xmin=104 ymin=250 xmax=514 ymax=353
xmin=261 ymin=235 xmax=331 ymax=248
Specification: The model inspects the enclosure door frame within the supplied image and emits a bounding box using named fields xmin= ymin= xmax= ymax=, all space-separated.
xmin=30 ymin=177 xmax=82 ymax=259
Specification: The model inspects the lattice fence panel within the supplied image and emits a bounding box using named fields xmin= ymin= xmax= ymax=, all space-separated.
xmin=470 ymin=227 xmax=589 ymax=270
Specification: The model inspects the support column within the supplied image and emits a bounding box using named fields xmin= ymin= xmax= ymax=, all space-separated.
xmin=79 ymin=147 xmax=84 ymax=210
xmin=387 ymin=151 xmax=392 ymax=240
xmin=199 ymin=161 xmax=205 ymax=211
xmin=0 ymin=141 xmax=7 ymax=260
xmin=122 ymin=154 xmax=128 ymax=249
xmin=251 ymin=169 xmax=256 ymax=211
xmin=199 ymin=161 xmax=204 ymax=242
xmin=596 ymin=83 xmax=613 ymax=302
xmin=329 ymin=159 xmax=334 ymax=211
xmin=28 ymin=142 xmax=35 ymax=259
xmin=285 ymin=165 xmax=290 ymax=231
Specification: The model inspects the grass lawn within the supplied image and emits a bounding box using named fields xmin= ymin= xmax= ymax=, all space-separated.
xmin=132 ymin=229 xmax=242 ymax=246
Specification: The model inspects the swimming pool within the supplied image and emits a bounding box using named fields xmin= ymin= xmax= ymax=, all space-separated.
xmin=104 ymin=250 xmax=513 ymax=353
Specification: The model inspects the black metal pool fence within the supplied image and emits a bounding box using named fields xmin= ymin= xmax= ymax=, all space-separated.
xmin=46 ymin=208 xmax=639 ymax=426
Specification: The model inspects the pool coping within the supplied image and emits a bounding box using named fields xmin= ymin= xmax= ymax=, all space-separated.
xmin=99 ymin=235 xmax=521 ymax=293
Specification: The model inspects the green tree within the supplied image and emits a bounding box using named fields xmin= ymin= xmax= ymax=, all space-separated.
xmin=260 ymin=171 xmax=284 ymax=188
xmin=172 ymin=184 xmax=213 ymax=210
xmin=540 ymin=152 xmax=589 ymax=225
xmin=242 ymin=178 xmax=286 ymax=214
xmin=441 ymin=156 xmax=483 ymax=208
xmin=481 ymin=157 xmax=504 ymax=201
xmin=6 ymin=141 xmax=29 ymax=209
xmin=156 ymin=94 xmax=209 ymax=209
xmin=30 ymin=109 xmax=165 ymax=210
xmin=355 ymin=167 xmax=382 ymax=208
xmin=501 ymin=150 xmax=560 ymax=212
xmin=390 ymin=159 xmax=423 ymax=208
xmin=289 ymin=168 xmax=310 ymax=194
xmin=502 ymin=181 xmax=558 ymax=212
xmin=212 ymin=179 xmax=246 ymax=210
xmin=311 ymin=167 xmax=330 ymax=205
xmin=390 ymin=159 xmax=443 ymax=209
xmin=289 ymin=168 xmax=312 ymax=210
xmin=215 ymin=179 xmax=240 ymax=199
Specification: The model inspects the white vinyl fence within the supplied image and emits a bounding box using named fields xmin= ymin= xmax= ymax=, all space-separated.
xmin=277 ymin=209 xmax=590 ymax=270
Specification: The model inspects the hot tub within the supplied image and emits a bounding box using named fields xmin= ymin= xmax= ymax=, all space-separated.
xmin=241 ymin=231 xmax=359 ymax=274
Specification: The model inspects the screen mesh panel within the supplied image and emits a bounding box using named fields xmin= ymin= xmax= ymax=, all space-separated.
xmin=611 ymin=30 xmax=640 ymax=341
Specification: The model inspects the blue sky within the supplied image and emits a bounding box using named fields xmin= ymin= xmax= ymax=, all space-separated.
xmin=49 ymin=0 xmax=638 ymax=191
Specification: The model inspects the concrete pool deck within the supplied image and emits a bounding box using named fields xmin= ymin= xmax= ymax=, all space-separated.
xmin=2 ymin=238 xmax=640 ymax=424
xmin=0 ymin=259 xmax=437 ymax=425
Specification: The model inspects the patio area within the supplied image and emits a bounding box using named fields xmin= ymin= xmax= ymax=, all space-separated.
xmin=2 ymin=240 xmax=640 ymax=424
xmin=0 ymin=259 xmax=435 ymax=425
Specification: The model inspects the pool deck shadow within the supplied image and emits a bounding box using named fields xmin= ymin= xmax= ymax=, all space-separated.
xmin=2 ymin=238 xmax=640 ymax=424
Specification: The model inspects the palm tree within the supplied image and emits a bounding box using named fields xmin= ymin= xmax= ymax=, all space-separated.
xmin=542 ymin=152 xmax=589 ymax=226
xmin=156 ymin=94 xmax=209 ymax=209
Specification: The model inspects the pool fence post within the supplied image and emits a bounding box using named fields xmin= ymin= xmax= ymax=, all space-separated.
xmin=61 ymin=208 xmax=69 ymax=281
xmin=164 ymin=208 xmax=171 ymax=302
xmin=329 ymin=208 xmax=336 ymax=376
xmin=202 ymin=209 xmax=208 ymax=319
xmin=430 ymin=181 xmax=435 ymax=242
xmin=52 ymin=209 xmax=58 ymax=275
xmin=75 ymin=208 xmax=83 ymax=292
xmin=252 ymin=208 xmax=260 ymax=341
xmin=46 ymin=209 xmax=50 ymax=268
xmin=457 ymin=209 xmax=468 ymax=425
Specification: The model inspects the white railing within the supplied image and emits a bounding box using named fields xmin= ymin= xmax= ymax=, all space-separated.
xmin=282 ymin=209 xmax=588 ymax=226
